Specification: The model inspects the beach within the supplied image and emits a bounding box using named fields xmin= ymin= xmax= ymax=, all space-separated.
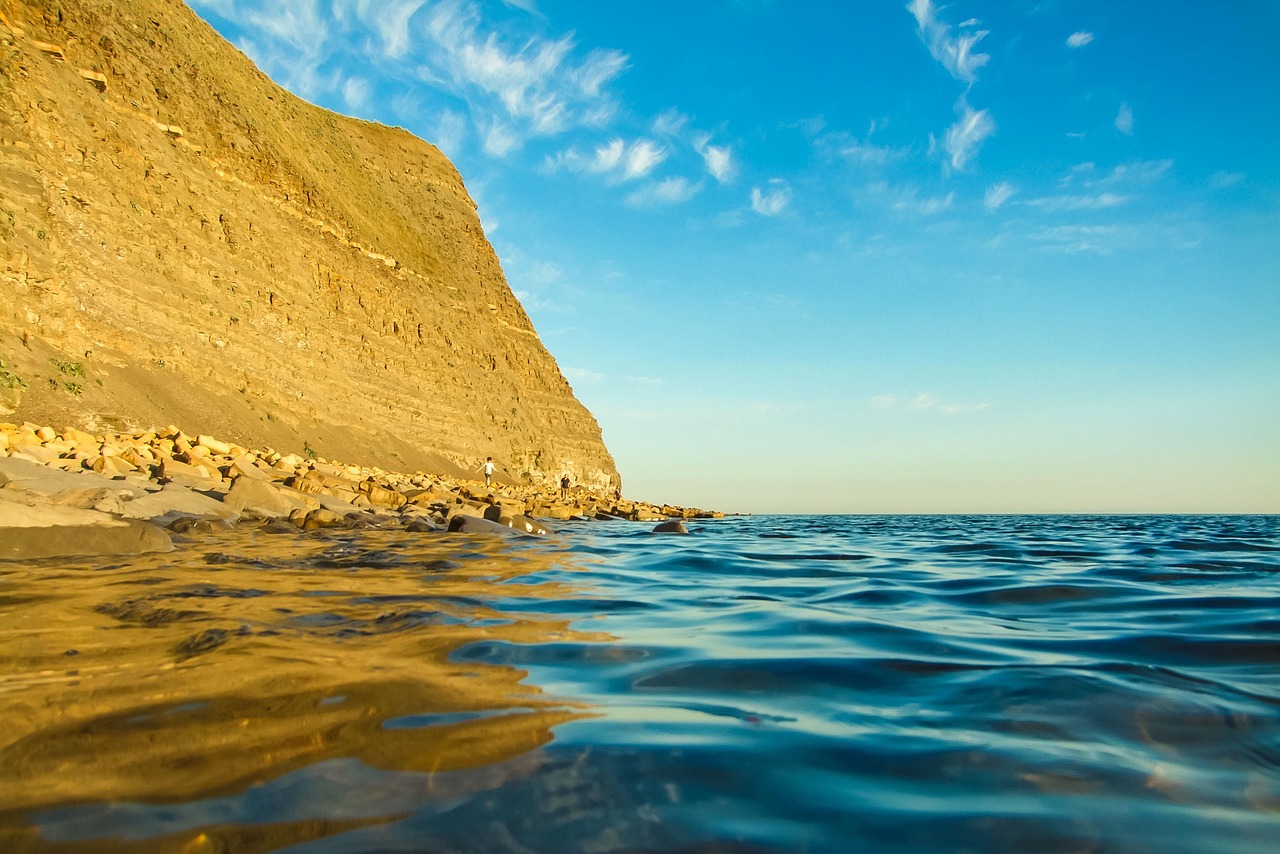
xmin=0 ymin=421 xmax=721 ymax=563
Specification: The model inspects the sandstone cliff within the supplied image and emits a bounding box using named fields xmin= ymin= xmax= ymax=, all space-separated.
xmin=0 ymin=0 xmax=619 ymax=489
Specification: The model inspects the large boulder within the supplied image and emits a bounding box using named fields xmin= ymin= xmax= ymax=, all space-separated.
xmin=0 ymin=495 xmax=173 ymax=560
xmin=221 ymin=476 xmax=312 ymax=518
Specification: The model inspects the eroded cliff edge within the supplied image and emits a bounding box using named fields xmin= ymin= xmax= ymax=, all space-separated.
xmin=0 ymin=0 xmax=619 ymax=489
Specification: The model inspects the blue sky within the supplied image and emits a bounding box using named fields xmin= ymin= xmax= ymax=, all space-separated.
xmin=186 ymin=0 xmax=1279 ymax=513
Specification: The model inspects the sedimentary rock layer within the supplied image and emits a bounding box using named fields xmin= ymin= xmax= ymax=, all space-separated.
xmin=0 ymin=0 xmax=618 ymax=489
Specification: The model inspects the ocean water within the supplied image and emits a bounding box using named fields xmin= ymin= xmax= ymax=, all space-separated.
xmin=1 ymin=514 xmax=1278 ymax=853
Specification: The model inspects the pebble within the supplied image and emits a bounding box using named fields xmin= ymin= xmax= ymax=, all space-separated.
xmin=0 ymin=421 xmax=724 ymax=560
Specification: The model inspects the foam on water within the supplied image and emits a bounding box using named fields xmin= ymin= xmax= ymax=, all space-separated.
xmin=1 ymin=515 xmax=1277 ymax=852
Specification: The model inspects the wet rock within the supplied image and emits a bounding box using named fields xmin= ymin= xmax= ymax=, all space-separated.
xmin=302 ymin=508 xmax=348 ymax=530
xmin=447 ymin=515 xmax=522 ymax=537
xmin=0 ymin=497 xmax=173 ymax=560
xmin=117 ymin=482 xmax=238 ymax=526
xmin=652 ymin=520 xmax=688 ymax=534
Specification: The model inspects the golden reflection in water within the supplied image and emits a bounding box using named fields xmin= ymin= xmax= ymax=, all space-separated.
xmin=0 ymin=528 xmax=608 ymax=841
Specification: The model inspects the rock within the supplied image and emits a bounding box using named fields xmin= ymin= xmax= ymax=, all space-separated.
xmin=11 ymin=444 xmax=62 ymax=464
xmin=652 ymin=520 xmax=688 ymax=534
xmin=228 ymin=454 xmax=273 ymax=481
xmin=358 ymin=480 xmax=406 ymax=509
xmin=302 ymin=508 xmax=348 ymax=530
xmin=222 ymin=476 xmax=310 ymax=518
xmin=0 ymin=455 xmax=134 ymax=498
xmin=91 ymin=454 xmax=137 ymax=476
xmin=0 ymin=494 xmax=173 ymax=560
xmin=507 ymin=514 xmax=550 ymax=535
xmin=447 ymin=515 xmax=523 ymax=537
xmin=404 ymin=516 xmax=443 ymax=533
xmin=196 ymin=434 xmax=232 ymax=455
xmin=117 ymin=483 xmax=239 ymax=526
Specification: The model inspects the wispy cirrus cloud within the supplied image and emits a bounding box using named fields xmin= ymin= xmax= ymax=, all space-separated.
xmin=1026 ymin=192 xmax=1127 ymax=211
xmin=894 ymin=189 xmax=954 ymax=215
xmin=197 ymin=0 xmax=632 ymax=158
xmin=694 ymin=134 xmax=735 ymax=183
xmin=546 ymin=137 xmax=666 ymax=181
xmin=943 ymin=101 xmax=996 ymax=171
xmin=625 ymin=177 xmax=699 ymax=208
xmin=984 ymin=181 xmax=1016 ymax=210
xmin=563 ymin=366 xmax=604 ymax=384
xmin=907 ymin=0 xmax=990 ymax=84
xmin=751 ymin=180 xmax=792 ymax=216
xmin=1027 ymin=224 xmax=1121 ymax=254
xmin=906 ymin=2 xmax=997 ymax=172
xmin=874 ymin=392 xmax=990 ymax=415
xmin=1066 ymin=31 xmax=1094 ymax=48
xmin=1115 ymin=102 xmax=1134 ymax=135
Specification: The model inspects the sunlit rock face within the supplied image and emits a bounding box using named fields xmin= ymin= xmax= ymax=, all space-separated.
xmin=0 ymin=0 xmax=619 ymax=491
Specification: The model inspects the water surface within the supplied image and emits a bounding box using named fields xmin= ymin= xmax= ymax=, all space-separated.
xmin=1 ymin=515 xmax=1277 ymax=852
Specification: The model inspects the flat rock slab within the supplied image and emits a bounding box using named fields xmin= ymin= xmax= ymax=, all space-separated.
xmin=117 ymin=483 xmax=239 ymax=525
xmin=0 ymin=495 xmax=173 ymax=560
xmin=0 ymin=456 xmax=139 ymax=498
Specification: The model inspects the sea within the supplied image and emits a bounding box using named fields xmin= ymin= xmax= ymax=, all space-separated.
xmin=1 ymin=514 xmax=1277 ymax=853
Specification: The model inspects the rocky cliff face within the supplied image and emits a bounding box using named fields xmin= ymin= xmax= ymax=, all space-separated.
xmin=0 ymin=0 xmax=619 ymax=489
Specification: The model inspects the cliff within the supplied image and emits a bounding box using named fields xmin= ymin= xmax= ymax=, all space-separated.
xmin=0 ymin=0 xmax=619 ymax=490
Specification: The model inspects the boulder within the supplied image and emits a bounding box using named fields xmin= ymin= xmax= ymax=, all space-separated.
xmin=196 ymin=434 xmax=232 ymax=455
xmin=652 ymin=520 xmax=688 ymax=534
xmin=0 ymin=456 xmax=133 ymax=498
xmin=358 ymin=480 xmax=406 ymax=509
xmin=0 ymin=495 xmax=173 ymax=560
xmin=117 ymin=483 xmax=239 ymax=526
xmin=447 ymin=515 xmax=523 ymax=537
xmin=302 ymin=508 xmax=349 ymax=530
xmin=222 ymin=476 xmax=310 ymax=518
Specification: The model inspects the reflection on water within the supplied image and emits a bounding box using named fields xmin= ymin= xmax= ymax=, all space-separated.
xmin=0 ymin=529 xmax=603 ymax=851
xmin=2 ymin=515 xmax=1279 ymax=853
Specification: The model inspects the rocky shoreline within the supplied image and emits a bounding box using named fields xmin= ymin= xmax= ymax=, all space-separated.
xmin=0 ymin=422 xmax=723 ymax=561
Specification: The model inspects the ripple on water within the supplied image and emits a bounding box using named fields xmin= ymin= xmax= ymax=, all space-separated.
xmin=1 ymin=516 xmax=1277 ymax=853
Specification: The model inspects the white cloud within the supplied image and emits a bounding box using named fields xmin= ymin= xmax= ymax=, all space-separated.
xmin=546 ymin=138 xmax=667 ymax=182
xmin=1115 ymin=102 xmax=1134 ymax=135
xmin=564 ymin=366 xmax=603 ymax=384
xmin=625 ymin=177 xmax=698 ymax=208
xmin=1066 ymin=31 xmax=1094 ymax=48
xmin=694 ymin=134 xmax=735 ymax=182
xmin=751 ymin=181 xmax=792 ymax=216
xmin=1027 ymin=224 xmax=1121 ymax=253
xmin=370 ymin=0 xmax=428 ymax=59
xmin=430 ymin=109 xmax=468 ymax=158
xmin=591 ymin=138 xmax=626 ymax=172
xmin=895 ymin=191 xmax=954 ymax=215
xmin=944 ymin=102 xmax=996 ymax=170
xmin=1209 ymin=171 xmax=1245 ymax=189
xmin=907 ymin=0 xmax=990 ymax=84
xmin=984 ymin=181 xmax=1015 ymax=210
xmin=1026 ymin=192 xmax=1127 ymax=211
xmin=480 ymin=120 xmax=521 ymax=156
xmin=415 ymin=0 xmax=628 ymax=152
xmin=874 ymin=392 xmax=988 ymax=414
xmin=342 ymin=76 xmax=372 ymax=112
xmin=651 ymin=109 xmax=690 ymax=137
xmin=624 ymin=140 xmax=666 ymax=179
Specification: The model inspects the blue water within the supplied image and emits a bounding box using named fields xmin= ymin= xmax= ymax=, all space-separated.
xmin=3 ymin=514 xmax=1279 ymax=852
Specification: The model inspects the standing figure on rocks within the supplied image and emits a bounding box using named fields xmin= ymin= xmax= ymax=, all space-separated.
xmin=560 ymin=473 xmax=571 ymax=500
xmin=480 ymin=457 xmax=495 ymax=488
